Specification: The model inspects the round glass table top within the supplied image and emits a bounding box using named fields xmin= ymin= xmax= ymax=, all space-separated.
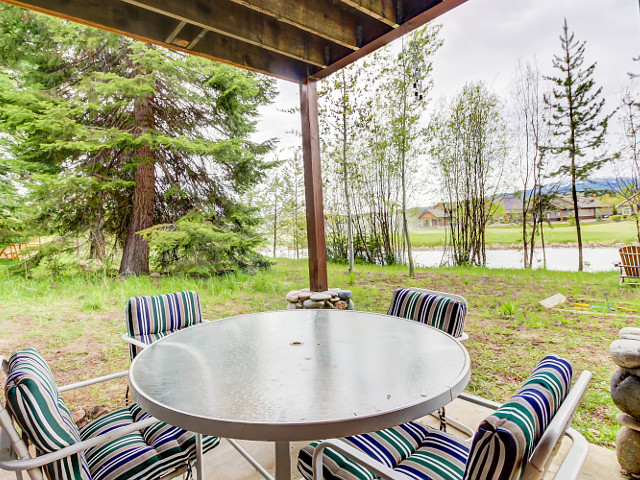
xmin=129 ymin=309 xmax=470 ymax=441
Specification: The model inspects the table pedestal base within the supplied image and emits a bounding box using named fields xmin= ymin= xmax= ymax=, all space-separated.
xmin=275 ymin=441 xmax=291 ymax=480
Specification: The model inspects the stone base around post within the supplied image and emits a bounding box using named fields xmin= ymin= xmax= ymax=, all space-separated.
xmin=285 ymin=288 xmax=354 ymax=310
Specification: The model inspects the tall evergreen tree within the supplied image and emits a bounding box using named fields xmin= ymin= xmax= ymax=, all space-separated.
xmin=543 ymin=19 xmax=613 ymax=271
xmin=0 ymin=5 xmax=275 ymax=274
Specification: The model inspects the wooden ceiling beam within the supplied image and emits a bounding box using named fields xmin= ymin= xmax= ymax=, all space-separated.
xmin=3 ymin=0 xmax=312 ymax=82
xmin=227 ymin=0 xmax=361 ymax=50
xmin=337 ymin=0 xmax=398 ymax=27
xmin=311 ymin=0 xmax=469 ymax=81
xmin=121 ymin=0 xmax=329 ymax=67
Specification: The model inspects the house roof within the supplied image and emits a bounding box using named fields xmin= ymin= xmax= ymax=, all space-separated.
xmin=500 ymin=197 xmax=523 ymax=212
xmin=616 ymin=191 xmax=640 ymax=208
xmin=419 ymin=207 xmax=447 ymax=220
xmin=549 ymin=194 xmax=605 ymax=210
xmin=4 ymin=0 xmax=469 ymax=83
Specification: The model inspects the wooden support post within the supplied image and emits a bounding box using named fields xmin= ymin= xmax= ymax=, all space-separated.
xmin=300 ymin=78 xmax=328 ymax=292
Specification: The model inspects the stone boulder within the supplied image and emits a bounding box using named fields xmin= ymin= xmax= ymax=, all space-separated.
xmin=610 ymin=339 xmax=640 ymax=369
xmin=611 ymin=369 xmax=640 ymax=418
xmin=617 ymin=427 xmax=640 ymax=475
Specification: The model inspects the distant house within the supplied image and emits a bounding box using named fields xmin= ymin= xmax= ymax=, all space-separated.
xmin=616 ymin=192 xmax=640 ymax=216
xmin=545 ymin=194 xmax=612 ymax=221
xmin=497 ymin=197 xmax=523 ymax=222
xmin=418 ymin=206 xmax=449 ymax=227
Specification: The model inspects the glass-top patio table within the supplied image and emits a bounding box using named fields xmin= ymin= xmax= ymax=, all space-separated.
xmin=129 ymin=309 xmax=471 ymax=480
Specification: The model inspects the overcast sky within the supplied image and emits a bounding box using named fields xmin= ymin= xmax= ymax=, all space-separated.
xmin=252 ymin=0 xmax=640 ymax=203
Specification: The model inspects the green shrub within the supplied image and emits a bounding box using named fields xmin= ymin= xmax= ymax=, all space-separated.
xmin=611 ymin=214 xmax=623 ymax=222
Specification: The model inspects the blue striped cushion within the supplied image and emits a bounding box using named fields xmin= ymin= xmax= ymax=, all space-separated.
xmin=79 ymin=407 xmax=163 ymax=480
xmin=464 ymin=355 xmax=573 ymax=480
xmin=4 ymin=348 xmax=91 ymax=480
xmin=297 ymin=422 xmax=470 ymax=480
xmin=388 ymin=289 xmax=467 ymax=338
xmin=125 ymin=291 xmax=203 ymax=359
xmin=128 ymin=403 xmax=219 ymax=465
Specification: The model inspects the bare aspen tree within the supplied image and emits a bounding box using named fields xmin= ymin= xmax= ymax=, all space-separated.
xmin=430 ymin=82 xmax=508 ymax=266
xmin=615 ymin=87 xmax=640 ymax=242
xmin=511 ymin=61 xmax=549 ymax=268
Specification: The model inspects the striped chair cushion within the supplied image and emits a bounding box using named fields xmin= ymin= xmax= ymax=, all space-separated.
xmin=387 ymin=289 xmax=467 ymax=338
xmin=297 ymin=422 xmax=470 ymax=480
xmin=128 ymin=403 xmax=219 ymax=465
xmin=79 ymin=407 xmax=163 ymax=480
xmin=125 ymin=290 xmax=203 ymax=359
xmin=5 ymin=348 xmax=91 ymax=480
xmin=464 ymin=355 xmax=573 ymax=480
xmin=78 ymin=404 xmax=220 ymax=480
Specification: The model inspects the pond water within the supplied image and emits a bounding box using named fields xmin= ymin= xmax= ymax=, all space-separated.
xmin=411 ymin=247 xmax=620 ymax=272
xmin=263 ymin=246 xmax=620 ymax=272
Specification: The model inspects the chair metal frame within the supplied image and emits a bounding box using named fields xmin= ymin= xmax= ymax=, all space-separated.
xmin=311 ymin=370 xmax=592 ymax=480
xmin=0 ymin=356 xmax=200 ymax=480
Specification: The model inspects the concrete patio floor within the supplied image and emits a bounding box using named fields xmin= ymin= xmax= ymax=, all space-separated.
xmin=0 ymin=398 xmax=624 ymax=480
xmin=202 ymin=398 xmax=624 ymax=480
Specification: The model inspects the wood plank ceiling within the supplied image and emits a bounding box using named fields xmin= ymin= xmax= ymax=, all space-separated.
xmin=2 ymin=0 xmax=468 ymax=83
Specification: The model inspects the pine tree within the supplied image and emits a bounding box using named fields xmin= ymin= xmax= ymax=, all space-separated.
xmin=0 ymin=5 xmax=275 ymax=274
xmin=543 ymin=19 xmax=613 ymax=271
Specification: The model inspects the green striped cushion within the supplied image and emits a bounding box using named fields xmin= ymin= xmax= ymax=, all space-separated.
xmin=387 ymin=289 xmax=467 ymax=338
xmin=125 ymin=291 xmax=203 ymax=359
xmin=79 ymin=407 xmax=164 ymax=480
xmin=128 ymin=403 xmax=219 ymax=465
xmin=297 ymin=422 xmax=470 ymax=480
xmin=5 ymin=348 xmax=91 ymax=480
xmin=464 ymin=355 xmax=573 ymax=480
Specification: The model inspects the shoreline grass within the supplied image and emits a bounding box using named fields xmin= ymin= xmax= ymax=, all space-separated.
xmin=0 ymin=259 xmax=637 ymax=448
xmin=410 ymin=219 xmax=639 ymax=247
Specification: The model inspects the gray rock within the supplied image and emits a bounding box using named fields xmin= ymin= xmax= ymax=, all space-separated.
xmin=324 ymin=301 xmax=335 ymax=309
xmin=618 ymin=413 xmax=640 ymax=432
xmin=626 ymin=367 xmax=640 ymax=377
xmin=347 ymin=299 xmax=355 ymax=310
xmin=310 ymin=292 xmax=331 ymax=301
xmin=610 ymin=339 xmax=640 ymax=368
xmin=338 ymin=290 xmax=353 ymax=300
xmin=298 ymin=291 xmax=313 ymax=301
xmin=622 ymin=334 xmax=640 ymax=342
xmin=621 ymin=327 xmax=640 ymax=337
xmin=287 ymin=303 xmax=298 ymax=310
xmin=328 ymin=288 xmax=341 ymax=292
xmin=303 ymin=299 xmax=324 ymax=309
xmin=611 ymin=369 xmax=640 ymax=418
xmin=285 ymin=291 xmax=300 ymax=302
xmin=617 ymin=427 xmax=640 ymax=475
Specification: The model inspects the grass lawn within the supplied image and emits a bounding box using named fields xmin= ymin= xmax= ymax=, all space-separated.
xmin=0 ymin=259 xmax=638 ymax=448
xmin=411 ymin=219 xmax=639 ymax=247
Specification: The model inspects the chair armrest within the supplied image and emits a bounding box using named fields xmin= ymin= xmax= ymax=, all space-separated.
xmin=312 ymin=439 xmax=412 ymax=480
xmin=0 ymin=417 xmax=159 ymax=471
xmin=457 ymin=392 xmax=501 ymax=410
xmin=121 ymin=333 xmax=150 ymax=350
xmin=58 ymin=370 xmax=129 ymax=393
xmin=553 ymin=427 xmax=589 ymax=480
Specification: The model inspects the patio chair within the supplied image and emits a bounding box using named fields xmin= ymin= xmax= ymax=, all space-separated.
xmin=0 ymin=348 xmax=219 ymax=480
xmin=123 ymin=290 xmax=205 ymax=360
xmin=387 ymin=288 xmax=469 ymax=341
xmin=615 ymin=245 xmax=640 ymax=286
xmin=388 ymin=287 xmax=470 ymax=434
xmin=298 ymin=355 xmax=591 ymax=480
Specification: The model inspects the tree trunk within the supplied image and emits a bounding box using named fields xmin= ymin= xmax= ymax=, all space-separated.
xmin=341 ymin=71 xmax=355 ymax=274
xmin=570 ymin=154 xmax=584 ymax=271
xmin=89 ymin=219 xmax=105 ymax=260
xmin=119 ymin=95 xmax=155 ymax=276
xmin=272 ymin=182 xmax=278 ymax=258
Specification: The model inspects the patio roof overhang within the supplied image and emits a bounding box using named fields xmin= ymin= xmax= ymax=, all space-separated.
xmin=1 ymin=0 xmax=470 ymax=290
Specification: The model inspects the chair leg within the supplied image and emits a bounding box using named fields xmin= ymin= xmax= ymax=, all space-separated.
xmin=196 ymin=434 xmax=204 ymax=480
